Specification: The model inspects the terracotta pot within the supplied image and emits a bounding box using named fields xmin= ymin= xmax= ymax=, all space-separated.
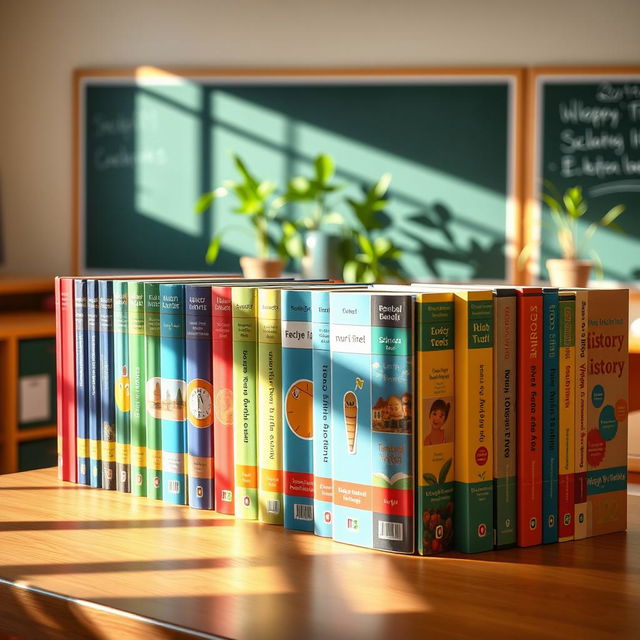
xmin=239 ymin=256 xmax=284 ymax=279
xmin=546 ymin=259 xmax=593 ymax=288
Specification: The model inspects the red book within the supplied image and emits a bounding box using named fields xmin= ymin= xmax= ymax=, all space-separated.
xmin=516 ymin=287 xmax=543 ymax=547
xmin=212 ymin=286 xmax=234 ymax=514
xmin=58 ymin=277 xmax=78 ymax=483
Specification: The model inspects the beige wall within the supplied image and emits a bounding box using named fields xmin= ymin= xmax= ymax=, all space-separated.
xmin=1 ymin=0 xmax=639 ymax=275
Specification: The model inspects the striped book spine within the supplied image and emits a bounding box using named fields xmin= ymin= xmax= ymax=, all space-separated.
xmin=87 ymin=280 xmax=102 ymax=488
xmin=160 ymin=283 xmax=188 ymax=505
xmin=185 ymin=285 xmax=214 ymax=510
xmin=145 ymin=283 xmax=162 ymax=500
xmin=282 ymin=289 xmax=314 ymax=531
xmin=74 ymin=279 xmax=90 ymax=485
xmin=212 ymin=286 xmax=235 ymax=514
xmin=128 ymin=281 xmax=147 ymax=496
xmin=574 ymin=290 xmax=589 ymax=540
xmin=113 ymin=281 xmax=131 ymax=493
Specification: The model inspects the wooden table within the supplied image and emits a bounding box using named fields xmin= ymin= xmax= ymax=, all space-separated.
xmin=1 ymin=468 xmax=639 ymax=640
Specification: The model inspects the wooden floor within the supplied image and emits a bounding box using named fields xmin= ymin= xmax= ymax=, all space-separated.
xmin=0 ymin=468 xmax=639 ymax=640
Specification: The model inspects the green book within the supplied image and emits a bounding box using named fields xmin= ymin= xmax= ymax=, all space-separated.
xmin=128 ymin=281 xmax=147 ymax=497
xmin=144 ymin=282 xmax=162 ymax=501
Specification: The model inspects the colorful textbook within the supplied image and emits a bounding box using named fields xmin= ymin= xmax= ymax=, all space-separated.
xmin=574 ymin=289 xmax=589 ymax=540
xmin=330 ymin=291 xmax=415 ymax=554
xmin=74 ymin=279 xmax=89 ymax=486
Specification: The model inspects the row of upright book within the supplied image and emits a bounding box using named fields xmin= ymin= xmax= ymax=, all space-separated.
xmin=55 ymin=276 xmax=629 ymax=555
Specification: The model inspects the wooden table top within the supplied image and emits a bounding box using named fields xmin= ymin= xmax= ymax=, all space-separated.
xmin=0 ymin=468 xmax=639 ymax=640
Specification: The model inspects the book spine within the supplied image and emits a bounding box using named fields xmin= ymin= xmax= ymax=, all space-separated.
xmin=87 ymin=280 xmax=102 ymax=488
xmin=185 ymin=285 xmax=214 ymax=510
xmin=453 ymin=291 xmax=494 ymax=553
xmin=59 ymin=278 xmax=77 ymax=483
xmin=417 ymin=293 xmax=455 ymax=556
xmin=371 ymin=294 xmax=414 ymax=554
xmin=257 ymin=288 xmax=284 ymax=525
xmin=74 ymin=279 xmax=90 ymax=485
xmin=586 ymin=289 xmax=628 ymax=537
xmin=232 ymin=287 xmax=258 ymax=519
xmin=55 ymin=277 xmax=64 ymax=480
xmin=542 ymin=289 xmax=559 ymax=544
xmin=493 ymin=292 xmax=517 ymax=548
xmin=282 ymin=290 xmax=314 ymax=532
xmin=160 ymin=283 xmax=187 ymax=505
xmin=128 ymin=281 xmax=147 ymax=496
xmin=113 ymin=281 xmax=131 ymax=493
xmin=330 ymin=293 xmax=373 ymax=549
xmin=574 ymin=290 xmax=589 ymax=540
xmin=98 ymin=280 xmax=116 ymax=491
xmin=312 ymin=291 xmax=332 ymax=537
xmin=144 ymin=283 xmax=162 ymax=500
xmin=516 ymin=289 xmax=543 ymax=547
xmin=558 ymin=293 xmax=576 ymax=542
xmin=212 ymin=286 xmax=234 ymax=514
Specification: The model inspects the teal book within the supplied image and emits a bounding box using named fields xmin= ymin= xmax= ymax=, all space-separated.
xmin=87 ymin=279 xmax=101 ymax=488
xmin=74 ymin=279 xmax=90 ymax=486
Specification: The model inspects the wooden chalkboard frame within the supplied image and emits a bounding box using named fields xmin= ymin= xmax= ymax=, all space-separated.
xmin=525 ymin=66 xmax=640 ymax=284
xmin=73 ymin=66 xmax=526 ymax=279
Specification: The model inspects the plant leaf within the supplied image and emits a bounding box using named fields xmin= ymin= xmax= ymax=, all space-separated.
xmin=233 ymin=155 xmax=259 ymax=190
xmin=343 ymin=259 xmax=360 ymax=283
xmin=322 ymin=212 xmax=344 ymax=225
xmin=599 ymin=204 xmax=625 ymax=227
xmin=194 ymin=192 xmax=215 ymax=214
xmin=314 ymin=153 xmax=335 ymax=184
xmin=423 ymin=473 xmax=438 ymax=487
xmin=205 ymin=234 xmax=222 ymax=264
xmin=372 ymin=173 xmax=392 ymax=199
xmin=590 ymin=249 xmax=604 ymax=279
xmin=358 ymin=233 xmax=375 ymax=257
xmin=257 ymin=180 xmax=276 ymax=199
xmin=438 ymin=458 xmax=452 ymax=485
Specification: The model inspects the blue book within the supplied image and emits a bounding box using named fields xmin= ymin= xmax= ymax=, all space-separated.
xmin=87 ymin=280 xmax=102 ymax=488
xmin=281 ymin=289 xmax=314 ymax=531
xmin=160 ymin=283 xmax=188 ymax=505
xmin=185 ymin=285 xmax=214 ymax=509
xmin=98 ymin=280 xmax=116 ymax=491
xmin=311 ymin=290 xmax=332 ymax=537
xmin=74 ymin=279 xmax=89 ymax=485
xmin=542 ymin=288 xmax=560 ymax=544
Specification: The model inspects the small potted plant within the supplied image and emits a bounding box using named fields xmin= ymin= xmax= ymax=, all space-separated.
xmin=195 ymin=155 xmax=291 ymax=278
xmin=524 ymin=182 xmax=624 ymax=287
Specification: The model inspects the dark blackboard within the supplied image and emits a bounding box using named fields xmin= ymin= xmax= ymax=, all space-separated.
xmin=76 ymin=69 xmax=521 ymax=279
xmin=534 ymin=70 xmax=640 ymax=282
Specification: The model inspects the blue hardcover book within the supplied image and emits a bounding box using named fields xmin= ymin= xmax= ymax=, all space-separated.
xmin=98 ymin=280 xmax=116 ymax=491
xmin=542 ymin=288 xmax=559 ymax=543
xmin=160 ymin=283 xmax=188 ymax=505
xmin=311 ymin=290 xmax=332 ymax=537
xmin=113 ymin=281 xmax=131 ymax=493
xmin=281 ymin=289 xmax=314 ymax=531
xmin=87 ymin=280 xmax=102 ymax=488
xmin=74 ymin=279 xmax=89 ymax=485
xmin=185 ymin=285 xmax=214 ymax=509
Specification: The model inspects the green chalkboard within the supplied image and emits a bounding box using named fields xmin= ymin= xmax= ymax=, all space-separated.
xmin=77 ymin=70 xmax=519 ymax=279
xmin=536 ymin=72 xmax=640 ymax=282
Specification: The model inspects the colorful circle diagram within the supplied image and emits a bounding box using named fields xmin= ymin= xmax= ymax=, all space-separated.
xmin=599 ymin=405 xmax=618 ymax=441
xmin=286 ymin=379 xmax=313 ymax=439
xmin=591 ymin=384 xmax=604 ymax=408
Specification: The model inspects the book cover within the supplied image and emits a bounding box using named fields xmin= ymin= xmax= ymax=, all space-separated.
xmin=492 ymin=289 xmax=517 ymax=549
xmin=416 ymin=292 xmax=455 ymax=555
xmin=98 ymin=280 xmax=116 ymax=491
xmin=542 ymin=288 xmax=559 ymax=544
xmin=282 ymin=289 xmax=314 ymax=531
xmin=185 ymin=284 xmax=214 ymax=510
xmin=144 ymin=282 xmax=163 ymax=500
xmin=232 ymin=287 xmax=258 ymax=519
xmin=87 ymin=280 xmax=102 ymax=488
xmin=516 ymin=287 xmax=543 ymax=547
xmin=212 ymin=286 xmax=235 ymax=514
xmin=574 ymin=290 xmax=589 ymax=540
xmin=257 ymin=288 xmax=284 ymax=525
xmin=128 ymin=281 xmax=147 ymax=496
xmin=453 ymin=290 xmax=494 ymax=553
xmin=113 ymin=281 xmax=131 ymax=493
xmin=74 ymin=279 xmax=90 ymax=485
xmin=312 ymin=290 xmax=333 ymax=537
xmin=59 ymin=278 xmax=77 ymax=483
xmin=160 ymin=283 xmax=188 ymax=505
xmin=558 ymin=292 xmax=576 ymax=542
xmin=586 ymin=289 xmax=628 ymax=537
xmin=55 ymin=277 xmax=63 ymax=480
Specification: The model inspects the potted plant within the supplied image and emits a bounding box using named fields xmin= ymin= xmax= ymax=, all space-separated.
xmin=524 ymin=182 xmax=624 ymax=287
xmin=195 ymin=155 xmax=292 ymax=278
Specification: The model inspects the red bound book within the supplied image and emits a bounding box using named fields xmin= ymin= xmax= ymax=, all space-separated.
xmin=516 ymin=287 xmax=543 ymax=547
xmin=212 ymin=286 xmax=235 ymax=514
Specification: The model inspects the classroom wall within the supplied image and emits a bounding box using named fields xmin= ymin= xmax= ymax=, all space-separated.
xmin=1 ymin=0 xmax=639 ymax=276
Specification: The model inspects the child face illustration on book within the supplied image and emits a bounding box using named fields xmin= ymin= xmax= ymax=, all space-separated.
xmin=424 ymin=398 xmax=451 ymax=446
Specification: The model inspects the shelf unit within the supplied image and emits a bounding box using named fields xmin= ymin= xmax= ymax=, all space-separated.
xmin=0 ymin=278 xmax=56 ymax=473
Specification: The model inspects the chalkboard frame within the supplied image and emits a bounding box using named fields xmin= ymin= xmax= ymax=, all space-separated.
xmin=73 ymin=66 xmax=525 ymax=278
xmin=525 ymin=66 xmax=640 ymax=285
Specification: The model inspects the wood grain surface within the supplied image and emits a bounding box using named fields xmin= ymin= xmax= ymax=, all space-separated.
xmin=0 ymin=468 xmax=638 ymax=640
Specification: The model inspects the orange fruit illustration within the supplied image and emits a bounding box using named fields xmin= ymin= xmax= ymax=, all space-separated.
xmin=286 ymin=379 xmax=313 ymax=439
xmin=214 ymin=388 xmax=233 ymax=426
